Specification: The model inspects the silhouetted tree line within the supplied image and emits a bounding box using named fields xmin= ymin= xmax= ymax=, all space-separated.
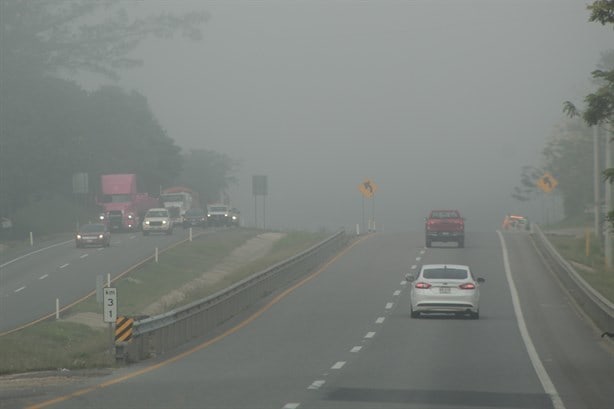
xmin=0 ymin=2 xmax=235 ymax=232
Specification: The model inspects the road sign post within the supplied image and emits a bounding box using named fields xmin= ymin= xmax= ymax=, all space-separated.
xmin=103 ymin=287 xmax=117 ymax=353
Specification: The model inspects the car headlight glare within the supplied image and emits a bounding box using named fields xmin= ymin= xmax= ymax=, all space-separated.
xmin=76 ymin=234 xmax=82 ymax=239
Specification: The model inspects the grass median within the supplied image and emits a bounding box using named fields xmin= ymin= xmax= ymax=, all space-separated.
xmin=545 ymin=233 xmax=614 ymax=303
xmin=0 ymin=228 xmax=328 ymax=375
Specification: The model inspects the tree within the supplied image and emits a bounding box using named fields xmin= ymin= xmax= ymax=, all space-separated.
xmin=563 ymin=0 xmax=614 ymax=221
xmin=0 ymin=1 xmax=206 ymax=217
xmin=0 ymin=1 xmax=207 ymax=81
xmin=179 ymin=149 xmax=238 ymax=206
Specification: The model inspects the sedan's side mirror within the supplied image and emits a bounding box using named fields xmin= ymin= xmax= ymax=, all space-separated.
xmin=476 ymin=277 xmax=485 ymax=284
xmin=405 ymin=273 xmax=416 ymax=282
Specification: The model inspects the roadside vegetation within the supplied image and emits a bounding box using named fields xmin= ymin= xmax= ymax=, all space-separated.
xmin=546 ymin=232 xmax=614 ymax=303
xmin=0 ymin=229 xmax=328 ymax=375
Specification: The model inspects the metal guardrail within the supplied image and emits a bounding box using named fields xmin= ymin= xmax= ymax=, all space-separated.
xmin=531 ymin=224 xmax=614 ymax=335
xmin=119 ymin=229 xmax=348 ymax=362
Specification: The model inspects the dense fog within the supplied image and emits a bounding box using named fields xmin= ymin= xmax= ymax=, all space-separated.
xmin=79 ymin=1 xmax=612 ymax=232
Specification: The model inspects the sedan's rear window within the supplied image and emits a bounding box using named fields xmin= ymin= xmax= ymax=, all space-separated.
xmin=422 ymin=268 xmax=468 ymax=280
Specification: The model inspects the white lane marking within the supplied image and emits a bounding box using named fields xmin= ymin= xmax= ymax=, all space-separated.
xmin=365 ymin=332 xmax=376 ymax=339
xmin=420 ymin=250 xmax=425 ymax=254
xmin=376 ymin=317 xmax=385 ymax=324
xmin=59 ymin=263 xmax=69 ymax=269
xmin=80 ymin=254 xmax=88 ymax=259
xmin=416 ymin=257 xmax=422 ymax=261
xmin=385 ymin=302 xmax=393 ymax=309
xmin=497 ymin=231 xmax=565 ymax=409
xmin=401 ymin=280 xmax=407 ymax=286
xmin=411 ymin=264 xmax=417 ymax=270
xmin=0 ymin=239 xmax=73 ymax=268
xmin=350 ymin=346 xmax=362 ymax=353
xmin=308 ymin=380 xmax=325 ymax=390
xmin=283 ymin=404 xmax=300 ymax=409
xmin=39 ymin=274 xmax=48 ymax=280
xmin=129 ymin=235 xmax=137 ymax=239
xmin=15 ymin=286 xmax=26 ymax=293
xmin=331 ymin=361 xmax=346 ymax=370
xmin=393 ymin=290 xmax=401 ymax=296
xmin=97 ymin=247 xmax=104 ymax=251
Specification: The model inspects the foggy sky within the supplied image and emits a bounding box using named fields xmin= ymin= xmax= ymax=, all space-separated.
xmin=106 ymin=1 xmax=612 ymax=232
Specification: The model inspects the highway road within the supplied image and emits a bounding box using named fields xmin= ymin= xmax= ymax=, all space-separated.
xmin=0 ymin=228 xmax=206 ymax=333
xmin=17 ymin=231 xmax=614 ymax=409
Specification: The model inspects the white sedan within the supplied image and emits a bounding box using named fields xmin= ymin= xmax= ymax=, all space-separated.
xmin=406 ymin=264 xmax=485 ymax=319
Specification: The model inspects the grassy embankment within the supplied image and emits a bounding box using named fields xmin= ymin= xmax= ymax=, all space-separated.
xmin=545 ymin=229 xmax=614 ymax=303
xmin=0 ymin=229 xmax=328 ymax=375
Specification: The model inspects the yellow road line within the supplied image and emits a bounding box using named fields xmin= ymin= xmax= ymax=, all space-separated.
xmin=26 ymin=234 xmax=369 ymax=409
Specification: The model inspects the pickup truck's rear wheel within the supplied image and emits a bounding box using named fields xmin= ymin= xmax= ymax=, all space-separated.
xmin=425 ymin=239 xmax=432 ymax=248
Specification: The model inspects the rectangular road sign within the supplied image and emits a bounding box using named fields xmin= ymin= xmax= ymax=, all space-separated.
xmin=103 ymin=287 xmax=117 ymax=323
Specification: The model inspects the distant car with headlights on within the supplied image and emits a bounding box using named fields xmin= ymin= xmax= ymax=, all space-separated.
xmin=406 ymin=264 xmax=485 ymax=319
xmin=142 ymin=208 xmax=173 ymax=235
xmin=75 ymin=223 xmax=110 ymax=248
xmin=182 ymin=207 xmax=207 ymax=228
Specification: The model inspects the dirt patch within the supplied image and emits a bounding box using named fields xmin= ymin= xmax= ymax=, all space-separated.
xmin=61 ymin=312 xmax=107 ymax=329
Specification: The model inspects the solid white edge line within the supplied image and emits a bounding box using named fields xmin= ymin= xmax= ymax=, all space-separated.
xmin=15 ymin=286 xmax=26 ymax=293
xmin=497 ymin=230 xmax=565 ymax=409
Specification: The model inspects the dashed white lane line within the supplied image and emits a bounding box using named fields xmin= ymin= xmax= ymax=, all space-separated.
xmin=376 ymin=317 xmax=385 ymax=324
xmin=59 ymin=263 xmax=69 ymax=269
xmin=39 ymin=274 xmax=48 ymax=280
xmin=331 ymin=361 xmax=346 ymax=370
xmin=420 ymin=250 xmax=425 ymax=254
xmin=283 ymin=404 xmax=300 ymax=409
xmin=80 ymin=254 xmax=88 ymax=259
xmin=411 ymin=264 xmax=417 ymax=269
xmin=385 ymin=302 xmax=393 ymax=309
xmin=308 ymin=380 xmax=325 ymax=390
xmin=401 ymin=280 xmax=407 ymax=286
xmin=416 ymin=257 xmax=422 ymax=262
xmin=350 ymin=346 xmax=362 ymax=353
xmin=15 ymin=286 xmax=26 ymax=293
xmin=365 ymin=332 xmax=376 ymax=339
xmin=393 ymin=290 xmax=401 ymax=296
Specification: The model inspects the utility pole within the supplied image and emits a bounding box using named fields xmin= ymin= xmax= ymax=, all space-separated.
xmin=594 ymin=125 xmax=601 ymax=242
xmin=605 ymin=126 xmax=613 ymax=269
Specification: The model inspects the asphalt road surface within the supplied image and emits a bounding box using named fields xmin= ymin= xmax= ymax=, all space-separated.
xmin=13 ymin=231 xmax=614 ymax=409
xmin=0 ymin=228 xmax=205 ymax=333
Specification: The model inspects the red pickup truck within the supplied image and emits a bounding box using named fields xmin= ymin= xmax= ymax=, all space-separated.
xmin=425 ymin=210 xmax=465 ymax=248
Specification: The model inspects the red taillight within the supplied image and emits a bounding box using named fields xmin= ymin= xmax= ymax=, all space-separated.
xmin=415 ymin=282 xmax=432 ymax=289
xmin=459 ymin=283 xmax=476 ymax=290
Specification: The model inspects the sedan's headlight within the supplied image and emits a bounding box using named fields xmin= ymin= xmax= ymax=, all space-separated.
xmin=98 ymin=234 xmax=104 ymax=239
xmin=145 ymin=221 xmax=150 ymax=225
xmin=76 ymin=234 xmax=82 ymax=239
xmin=127 ymin=214 xmax=133 ymax=219
xmin=162 ymin=220 xmax=167 ymax=224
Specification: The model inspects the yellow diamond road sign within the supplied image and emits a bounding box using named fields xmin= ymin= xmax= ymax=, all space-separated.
xmin=359 ymin=179 xmax=378 ymax=198
xmin=537 ymin=172 xmax=558 ymax=193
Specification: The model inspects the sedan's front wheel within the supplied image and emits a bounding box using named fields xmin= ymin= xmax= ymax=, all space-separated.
xmin=410 ymin=309 xmax=420 ymax=319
